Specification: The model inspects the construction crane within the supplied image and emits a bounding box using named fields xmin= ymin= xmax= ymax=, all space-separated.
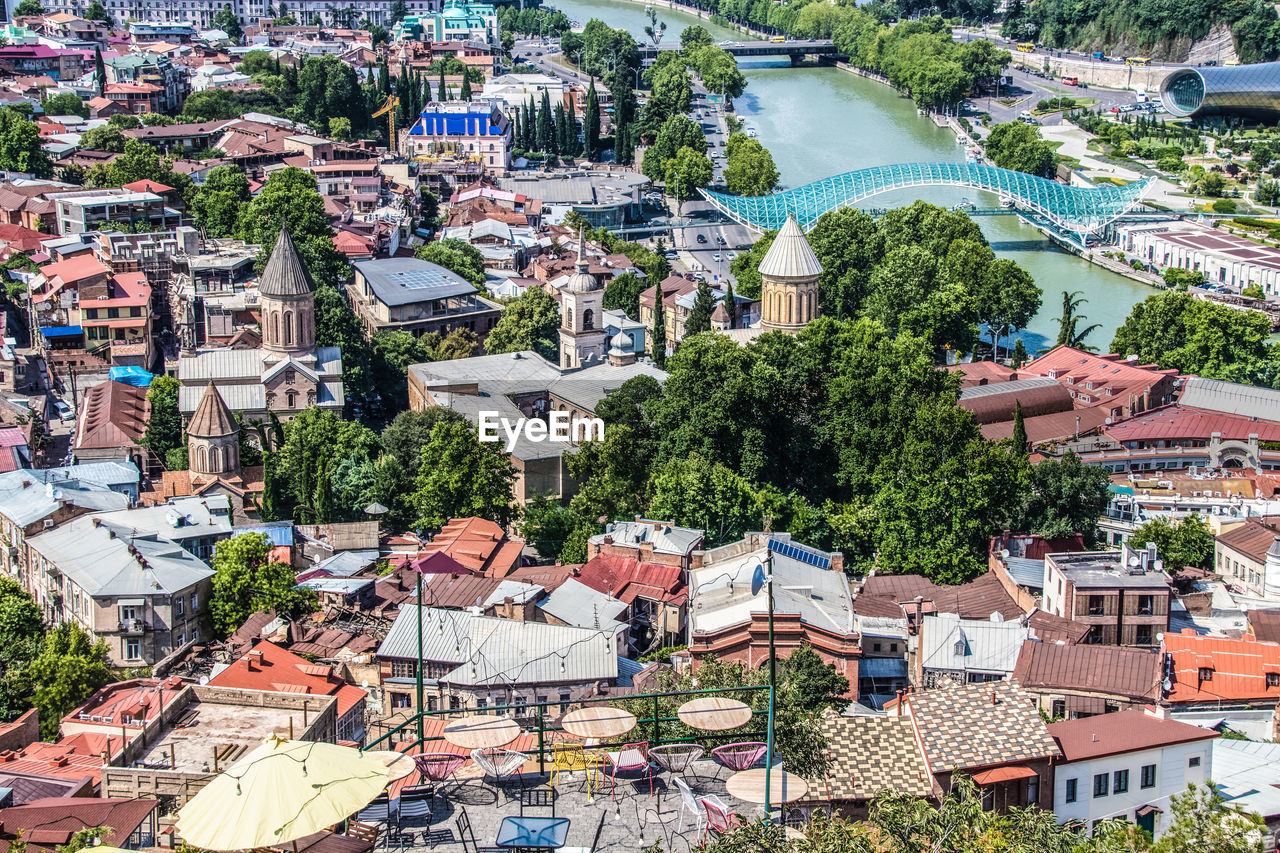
xmin=372 ymin=94 xmax=400 ymax=155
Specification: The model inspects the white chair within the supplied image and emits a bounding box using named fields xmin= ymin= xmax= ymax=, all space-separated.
xmin=674 ymin=776 xmax=706 ymax=834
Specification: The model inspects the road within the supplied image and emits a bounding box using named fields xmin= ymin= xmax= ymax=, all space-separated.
xmin=965 ymin=62 xmax=1140 ymax=130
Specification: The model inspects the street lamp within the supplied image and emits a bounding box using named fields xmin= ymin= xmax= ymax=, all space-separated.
xmin=749 ymin=549 xmax=776 ymax=818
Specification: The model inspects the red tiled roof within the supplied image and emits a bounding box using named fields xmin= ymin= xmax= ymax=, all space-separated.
xmin=1163 ymin=631 xmax=1280 ymax=703
xmin=105 ymin=81 xmax=161 ymax=93
xmin=121 ymin=178 xmax=174 ymax=194
xmin=75 ymin=380 xmax=148 ymax=451
xmin=572 ymin=553 xmax=686 ymax=606
xmin=207 ymin=640 xmax=367 ymax=718
xmin=943 ymin=360 xmax=1018 ymax=388
xmin=1048 ymin=707 xmax=1217 ymax=762
xmin=854 ymin=573 xmax=1023 ymax=621
xmin=64 ymin=677 xmax=186 ymax=728
xmin=1022 ymin=346 xmax=1178 ymax=409
xmin=420 ymin=517 xmax=522 ymax=578
xmin=0 ymin=224 xmax=48 ymax=252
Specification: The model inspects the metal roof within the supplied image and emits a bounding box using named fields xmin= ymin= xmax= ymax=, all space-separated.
xmin=312 ymin=549 xmax=378 ymax=577
xmin=918 ymin=612 xmax=1029 ymax=675
xmin=1179 ymin=377 xmax=1280 ymax=422
xmin=1004 ymin=556 xmax=1046 ymax=589
xmin=757 ymin=214 xmax=822 ymax=279
xmin=591 ymin=520 xmax=703 ymax=558
xmin=546 ymin=361 xmax=667 ymax=414
xmin=27 ymin=514 xmax=214 ymax=597
xmin=537 ymin=578 xmax=628 ymax=629
xmin=353 ymin=257 xmax=476 ymax=307
xmin=1213 ymin=739 xmax=1280 ymax=818
xmin=377 ymin=604 xmax=620 ymax=687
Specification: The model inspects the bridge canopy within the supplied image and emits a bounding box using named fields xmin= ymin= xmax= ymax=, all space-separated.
xmin=700 ymin=162 xmax=1154 ymax=234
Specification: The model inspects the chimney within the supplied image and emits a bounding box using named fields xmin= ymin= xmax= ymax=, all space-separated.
xmin=990 ymin=689 xmax=997 ymax=706
xmin=894 ymin=689 xmax=904 ymax=715
xmin=1091 ymin=732 xmax=1098 ymax=742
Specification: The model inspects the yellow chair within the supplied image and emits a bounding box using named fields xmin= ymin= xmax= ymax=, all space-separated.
xmin=549 ymin=743 xmax=588 ymax=791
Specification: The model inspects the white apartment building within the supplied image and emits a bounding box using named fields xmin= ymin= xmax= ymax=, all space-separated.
xmin=1049 ymin=707 xmax=1217 ymax=838
xmin=1118 ymin=221 xmax=1280 ymax=296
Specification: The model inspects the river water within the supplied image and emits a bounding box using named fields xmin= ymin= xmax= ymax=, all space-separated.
xmin=546 ymin=0 xmax=1155 ymax=352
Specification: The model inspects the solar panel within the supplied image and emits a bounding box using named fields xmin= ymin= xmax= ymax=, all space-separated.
xmin=394 ymin=270 xmax=456 ymax=290
xmin=767 ymin=537 xmax=830 ymax=570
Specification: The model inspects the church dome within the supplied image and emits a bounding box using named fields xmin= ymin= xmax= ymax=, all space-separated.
xmin=609 ymin=331 xmax=631 ymax=351
xmin=259 ymin=226 xmax=315 ymax=299
xmin=758 ymin=213 xmax=823 ymax=280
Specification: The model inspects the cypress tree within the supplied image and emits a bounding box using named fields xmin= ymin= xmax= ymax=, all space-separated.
xmin=378 ymin=58 xmax=390 ymax=94
xmin=724 ymin=281 xmax=736 ymax=329
xmin=522 ymin=98 xmax=534 ymax=150
xmin=536 ymin=89 xmax=553 ymax=154
xmin=1012 ymin=399 xmax=1028 ymax=454
xmin=554 ymin=104 xmax=567 ymax=155
xmin=460 ymin=74 xmax=472 ymax=101
xmin=617 ymin=121 xmax=633 ymax=166
xmin=513 ymin=109 xmax=523 ymax=152
xmin=651 ymin=282 xmax=667 ymax=368
xmin=94 ymin=47 xmax=106 ymax=98
xmin=438 ymin=66 xmax=447 ymax=101
xmin=583 ymin=80 xmax=600 ymax=162
xmin=1012 ymin=338 xmax=1027 ymax=368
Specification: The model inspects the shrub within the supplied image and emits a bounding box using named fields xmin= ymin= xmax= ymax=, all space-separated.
xmin=1212 ymin=199 xmax=1239 ymax=213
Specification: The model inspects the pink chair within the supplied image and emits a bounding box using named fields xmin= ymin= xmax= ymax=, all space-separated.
xmin=699 ymin=795 xmax=745 ymax=837
xmin=413 ymin=753 xmax=467 ymax=800
xmin=709 ymin=742 xmax=767 ymax=779
xmin=603 ymin=741 xmax=653 ymax=800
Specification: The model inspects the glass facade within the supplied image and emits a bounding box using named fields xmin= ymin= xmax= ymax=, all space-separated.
xmin=700 ymin=162 xmax=1154 ymax=235
xmin=1160 ymin=62 xmax=1280 ymax=121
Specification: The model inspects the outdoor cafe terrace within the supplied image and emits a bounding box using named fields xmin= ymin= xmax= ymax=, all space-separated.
xmin=172 ymin=687 xmax=805 ymax=853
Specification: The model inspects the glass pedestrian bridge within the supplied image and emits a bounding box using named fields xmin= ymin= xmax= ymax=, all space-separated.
xmin=700 ymin=162 xmax=1155 ymax=235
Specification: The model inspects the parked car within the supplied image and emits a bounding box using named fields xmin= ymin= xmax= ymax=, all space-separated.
xmin=712 ymin=253 xmax=723 ymax=262
xmin=54 ymin=399 xmax=72 ymax=421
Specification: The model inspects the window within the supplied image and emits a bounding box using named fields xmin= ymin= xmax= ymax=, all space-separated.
xmin=1140 ymin=764 xmax=1156 ymax=789
xmin=890 ymin=642 xmax=899 ymax=652
xmin=175 ymin=597 xmax=184 ymax=617
xmin=1093 ymin=773 xmax=1109 ymax=798
xmin=191 ymin=591 xmax=198 ymax=611
xmin=1198 ymin=667 xmax=1213 ymax=681
xmin=390 ymin=660 xmax=416 ymax=679
xmin=1086 ymin=626 xmax=1104 ymax=644
xmin=1113 ymin=769 xmax=1129 ymax=794
xmin=1065 ymin=778 xmax=1077 ymax=803
xmin=1137 ymin=594 xmax=1154 ymax=615
xmin=1270 ymin=672 xmax=1280 ymax=688
xmin=1189 ymin=756 xmax=1201 ymax=768
xmin=125 ymin=638 xmax=141 ymax=660
xmin=1088 ymin=595 xmax=1105 ymax=616
xmin=1135 ymin=625 xmax=1153 ymax=646
xmin=559 ymin=690 xmax=571 ymax=714
xmin=872 ymin=642 xmax=882 ymax=652
xmin=391 ymin=692 xmax=411 ymax=709
xmin=1051 ymin=699 xmax=1066 ymax=718
xmin=120 ymin=604 xmax=138 ymax=622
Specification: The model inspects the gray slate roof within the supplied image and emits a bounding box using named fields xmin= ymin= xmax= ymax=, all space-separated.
xmin=259 ymin=227 xmax=314 ymax=298
xmin=538 ymin=578 xmax=628 ymax=629
xmin=918 ymin=612 xmax=1030 ymax=676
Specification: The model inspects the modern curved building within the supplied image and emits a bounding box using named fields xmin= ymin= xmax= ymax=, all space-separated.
xmin=1160 ymin=62 xmax=1280 ymax=121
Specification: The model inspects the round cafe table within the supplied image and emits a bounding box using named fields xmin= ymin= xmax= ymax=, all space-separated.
xmin=726 ymin=767 xmax=809 ymax=804
xmin=676 ymin=696 xmax=752 ymax=731
xmin=560 ymin=706 xmax=638 ymax=740
xmin=366 ymin=750 xmax=417 ymax=781
xmin=442 ymin=715 xmax=521 ymax=750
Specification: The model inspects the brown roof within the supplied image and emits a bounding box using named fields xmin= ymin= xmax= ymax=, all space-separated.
xmin=959 ymin=380 xmax=1074 ymax=425
xmin=0 ymin=797 xmax=159 ymax=853
xmin=1010 ymin=639 xmax=1163 ymax=702
xmin=1217 ymin=518 xmax=1280 ymax=564
xmin=187 ymin=381 xmax=236 ymax=437
xmin=75 ymin=379 xmax=148 ymax=450
xmin=1026 ymin=611 xmax=1089 ymax=645
xmin=1048 ymin=707 xmax=1217 ymax=763
xmin=854 ymin=572 xmax=1023 ymax=621
xmin=898 ymin=679 xmax=1061 ymax=773
xmin=1248 ymin=609 xmax=1280 ymax=644
xmin=980 ymin=404 xmax=1111 ymax=444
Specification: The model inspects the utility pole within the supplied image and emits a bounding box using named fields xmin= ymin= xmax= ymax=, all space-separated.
xmin=763 ymin=547 xmax=776 ymax=817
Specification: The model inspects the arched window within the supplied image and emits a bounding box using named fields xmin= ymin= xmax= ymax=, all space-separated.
xmin=271 ymin=312 xmax=280 ymax=342
xmin=197 ymin=445 xmax=208 ymax=472
xmin=583 ymin=308 xmax=594 ymax=330
xmin=787 ymin=293 xmax=794 ymax=324
xmin=287 ymin=391 xmax=297 ymax=409
xmin=284 ymin=312 xmax=294 ymax=346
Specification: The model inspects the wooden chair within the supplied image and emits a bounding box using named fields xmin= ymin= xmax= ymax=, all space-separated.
xmin=345 ymin=821 xmax=380 ymax=848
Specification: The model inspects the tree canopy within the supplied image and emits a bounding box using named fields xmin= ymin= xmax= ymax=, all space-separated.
xmin=484 ymin=287 xmax=560 ymax=362
xmin=211 ymin=533 xmax=318 ymax=637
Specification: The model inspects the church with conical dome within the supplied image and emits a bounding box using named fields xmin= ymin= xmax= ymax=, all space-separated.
xmin=722 ymin=213 xmax=823 ymax=344
xmin=177 ymin=227 xmax=345 ymax=423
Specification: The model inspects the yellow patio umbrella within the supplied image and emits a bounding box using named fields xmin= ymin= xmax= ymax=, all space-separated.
xmin=177 ymin=736 xmax=392 ymax=851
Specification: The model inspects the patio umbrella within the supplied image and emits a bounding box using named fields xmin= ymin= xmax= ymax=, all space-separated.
xmin=177 ymin=736 xmax=392 ymax=851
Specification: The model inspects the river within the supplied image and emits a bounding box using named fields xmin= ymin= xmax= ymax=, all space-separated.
xmin=545 ymin=0 xmax=1156 ymax=353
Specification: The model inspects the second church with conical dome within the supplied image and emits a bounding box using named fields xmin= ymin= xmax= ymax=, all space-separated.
xmin=177 ymin=227 xmax=346 ymax=423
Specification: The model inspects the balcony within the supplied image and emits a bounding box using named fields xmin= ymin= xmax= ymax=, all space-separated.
xmin=118 ymin=618 xmax=145 ymax=633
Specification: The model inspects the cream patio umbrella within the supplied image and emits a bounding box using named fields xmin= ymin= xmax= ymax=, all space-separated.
xmin=177 ymin=736 xmax=392 ymax=851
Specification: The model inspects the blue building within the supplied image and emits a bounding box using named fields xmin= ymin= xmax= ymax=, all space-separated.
xmin=407 ymin=102 xmax=512 ymax=170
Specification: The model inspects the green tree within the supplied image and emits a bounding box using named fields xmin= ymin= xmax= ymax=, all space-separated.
xmin=603 ymin=272 xmax=646 ymax=318
xmin=84 ymin=0 xmax=109 ymax=21
xmin=1111 ymin=290 xmax=1273 ymax=378
xmin=985 ymin=120 xmax=1056 ymax=175
xmin=211 ymin=533 xmax=318 ymax=638
xmin=1129 ymin=515 xmax=1214 ymax=571
xmin=275 ymin=407 xmax=379 ymax=520
xmin=412 ymin=419 xmax=517 ymax=530
xmin=1014 ymin=451 xmax=1110 ymax=545
xmin=415 ymin=238 xmax=486 ymax=285
xmin=1011 ymin=399 xmax=1027 ymax=453
xmin=13 ymin=0 xmax=42 ymax=13
xmin=1054 ymin=289 xmax=1102 ymax=350
xmin=680 ymin=24 xmax=713 ymax=50
xmin=0 ymin=109 xmax=52 ymax=177
xmin=41 ymin=92 xmax=86 ymax=118
xmin=238 ymin=166 xmax=348 ymax=289
xmin=328 ymin=116 xmax=351 ymax=140
xmin=642 ymin=113 xmax=705 ymax=183
xmin=664 ymin=146 xmax=713 ymax=216
xmin=140 ymin=376 xmax=183 ymax=467
xmin=484 ymin=287 xmax=560 ymax=361
xmin=214 ymin=3 xmax=243 ymax=40
xmin=29 ymin=624 xmax=112 ymax=739
xmin=651 ymin=283 xmax=667 ymax=367
xmin=1256 ymin=177 xmax=1280 ymax=206
xmin=191 ymin=165 xmax=251 ymax=238
xmin=583 ymin=80 xmax=600 ymax=161
xmin=649 ymin=453 xmax=761 ymax=547
xmin=683 ymin=279 xmax=715 ymax=336
xmin=1152 ymin=783 xmax=1264 ymax=853
xmin=776 ymin=644 xmax=849 ymax=713
xmin=536 ymin=89 xmax=554 ymax=154
xmin=94 ymin=47 xmax=106 ymax=98
xmin=724 ymin=135 xmax=780 ymax=196
xmin=519 ymin=494 xmax=583 ymax=560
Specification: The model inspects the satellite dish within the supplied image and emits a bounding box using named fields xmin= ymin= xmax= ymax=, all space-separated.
xmin=198 ymin=676 xmax=209 ymax=685
xmin=751 ymin=562 xmax=768 ymax=596
xmin=361 ymin=679 xmax=369 ymax=689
